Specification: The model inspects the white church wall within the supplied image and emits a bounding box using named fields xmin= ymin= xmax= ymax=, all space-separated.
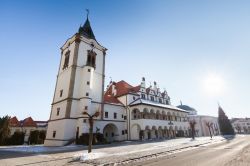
xmin=53 ymin=69 xmax=71 ymax=102
xmin=45 ymin=119 xmax=77 ymax=146
xmin=50 ymin=102 xmax=67 ymax=120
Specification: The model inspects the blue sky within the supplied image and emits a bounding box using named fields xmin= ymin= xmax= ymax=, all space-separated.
xmin=1 ymin=0 xmax=250 ymax=120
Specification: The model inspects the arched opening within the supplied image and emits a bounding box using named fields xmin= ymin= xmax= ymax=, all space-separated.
xmin=164 ymin=126 xmax=169 ymax=138
xmin=143 ymin=108 xmax=149 ymax=119
xmin=145 ymin=126 xmax=151 ymax=139
xmin=132 ymin=108 xmax=140 ymax=120
xmin=167 ymin=112 xmax=171 ymax=121
xmin=162 ymin=111 xmax=166 ymax=120
xmin=156 ymin=110 xmax=161 ymax=120
xmin=86 ymin=50 xmax=97 ymax=68
xmin=103 ymin=123 xmax=119 ymax=143
xmin=169 ymin=126 xmax=173 ymax=138
xmin=158 ymin=126 xmax=163 ymax=139
xmin=131 ymin=124 xmax=141 ymax=140
xmin=151 ymin=126 xmax=157 ymax=139
xmin=150 ymin=109 xmax=156 ymax=119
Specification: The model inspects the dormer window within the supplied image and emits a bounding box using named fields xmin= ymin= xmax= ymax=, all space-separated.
xmin=141 ymin=94 xmax=145 ymax=99
xmin=159 ymin=98 xmax=162 ymax=103
xmin=150 ymin=96 xmax=154 ymax=101
xmin=86 ymin=50 xmax=96 ymax=68
xmin=63 ymin=51 xmax=70 ymax=70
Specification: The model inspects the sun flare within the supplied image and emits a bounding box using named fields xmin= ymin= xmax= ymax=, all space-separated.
xmin=202 ymin=73 xmax=225 ymax=96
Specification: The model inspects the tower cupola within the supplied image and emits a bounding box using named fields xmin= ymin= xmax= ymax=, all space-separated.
xmin=78 ymin=16 xmax=96 ymax=40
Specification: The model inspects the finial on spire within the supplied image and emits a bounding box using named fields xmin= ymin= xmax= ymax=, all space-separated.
xmin=109 ymin=77 xmax=112 ymax=84
xmin=86 ymin=9 xmax=89 ymax=19
xmin=217 ymin=101 xmax=220 ymax=107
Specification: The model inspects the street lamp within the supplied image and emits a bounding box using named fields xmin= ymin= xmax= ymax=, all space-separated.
xmin=82 ymin=111 xmax=100 ymax=153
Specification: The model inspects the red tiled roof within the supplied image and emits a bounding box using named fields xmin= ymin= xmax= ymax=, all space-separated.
xmin=21 ymin=117 xmax=37 ymax=127
xmin=104 ymin=94 xmax=121 ymax=104
xmin=130 ymin=85 xmax=141 ymax=93
xmin=9 ymin=116 xmax=20 ymax=127
xmin=104 ymin=80 xmax=141 ymax=104
xmin=115 ymin=80 xmax=133 ymax=96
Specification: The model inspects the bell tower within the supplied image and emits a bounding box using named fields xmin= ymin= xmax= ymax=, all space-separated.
xmin=44 ymin=15 xmax=107 ymax=146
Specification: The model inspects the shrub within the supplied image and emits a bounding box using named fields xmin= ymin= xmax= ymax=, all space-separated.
xmin=28 ymin=130 xmax=46 ymax=144
xmin=6 ymin=131 xmax=25 ymax=145
xmin=76 ymin=133 xmax=106 ymax=145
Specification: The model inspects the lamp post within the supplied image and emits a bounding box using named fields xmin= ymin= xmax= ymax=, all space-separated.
xmin=82 ymin=111 xmax=100 ymax=153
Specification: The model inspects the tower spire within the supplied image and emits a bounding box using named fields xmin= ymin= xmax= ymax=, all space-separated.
xmin=86 ymin=9 xmax=89 ymax=19
xmin=78 ymin=9 xmax=96 ymax=40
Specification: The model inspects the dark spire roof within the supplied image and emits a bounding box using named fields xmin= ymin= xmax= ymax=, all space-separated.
xmin=177 ymin=104 xmax=196 ymax=111
xmin=78 ymin=17 xmax=96 ymax=40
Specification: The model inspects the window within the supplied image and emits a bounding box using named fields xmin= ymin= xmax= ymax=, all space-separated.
xmin=122 ymin=130 xmax=125 ymax=135
xmin=63 ymin=51 xmax=70 ymax=70
xmin=125 ymin=130 xmax=128 ymax=134
xmin=114 ymin=113 xmax=117 ymax=119
xmin=86 ymin=50 xmax=96 ymax=68
xmin=122 ymin=115 xmax=124 ymax=118
xmin=53 ymin=131 xmax=56 ymax=138
xmin=86 ymin=92 xmax=89 ymax=97
xmin=124 ymin=116 xmax=127 ymax=120
xmin=56 ymin=108 xmax=60 ymax=116
xmin=159 ymin=98 xmax=162 ymax=103
xmin=87 ymin=81 xmax=90 ymax=85
xmin=83 ymin=119 xmax=87 ymax=123
xmin=133 ymin=96 xmax=136 ymax=100
xmin=60 ymin=90 xmax=63 ymax=97
xmin=150 ymin=96 xmax=154 ymax=101
xmin=88 ymin=69 xmax=91 ymax=72
xmin=105 ymin=112 xmax=108 ymax=118
xmin=141 ymin=94 xmax=145 ymax=99
xmin=84 ymin=106 xmax=88 ymax=110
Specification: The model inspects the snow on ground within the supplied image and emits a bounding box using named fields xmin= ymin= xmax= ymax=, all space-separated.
xmin=0 ymin=136 xmax=227 ymax=157
xmin=0 ymin=144 xmax=81 ymax=153
xmin=73 ymin=152 xmax=107 ymax=161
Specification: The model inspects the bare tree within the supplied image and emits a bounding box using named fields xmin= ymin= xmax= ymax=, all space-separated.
xmin=82 ymin=111 xmax=100 ymax=153
xmin=205 ymin=122 xmax=213 ymax=139
xmin=189 ymin=120 xmax=196 ymax=140
xmin=235 ymin=125 xmax=241 ymax=134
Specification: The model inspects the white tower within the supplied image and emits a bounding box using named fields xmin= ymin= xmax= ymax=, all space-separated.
xmin=44 ymin=15 xmax=107 ymax=146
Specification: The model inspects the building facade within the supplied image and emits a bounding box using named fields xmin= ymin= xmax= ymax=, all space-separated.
xmin=9 ymin=116 xmax=47 ymax=143
xmin=188 ymin=115 xmax=220 ymax=137
xmin=177 ymin=104 xmax=220 ymax=137
xmin=231 ymin=118 xmax=250 ymax=134
xmin=44 ymin=16 xmax=190 ymax=146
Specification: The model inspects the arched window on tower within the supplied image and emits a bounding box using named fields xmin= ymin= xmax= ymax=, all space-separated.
xmin=63 ymin=51 xmax=70 ymax=70
xmin=86 ymin=50 xmax=96 ymax=68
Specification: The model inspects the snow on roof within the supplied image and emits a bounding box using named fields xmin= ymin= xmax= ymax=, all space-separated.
xmin=130 ymin=99 xmax=189 ymax=113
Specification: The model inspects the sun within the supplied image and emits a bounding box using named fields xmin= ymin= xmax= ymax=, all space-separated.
xmin=202 ymin=73 xmax=225 ymax=96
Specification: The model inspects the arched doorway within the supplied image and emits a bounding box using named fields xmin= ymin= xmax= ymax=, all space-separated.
xmin=103 ymin=123 xmax=118 ymax=143
xmin=131 ymin=124 xmax=141 ymax=140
